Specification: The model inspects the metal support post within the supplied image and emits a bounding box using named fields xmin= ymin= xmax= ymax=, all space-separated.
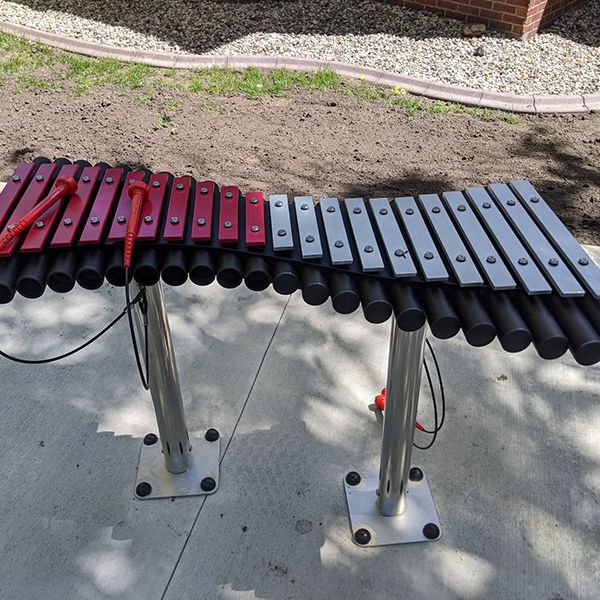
xmin=133 ymin=281 xmax=220 ymax=499
xmin=343 ymin=320 xmax=441 ymax=546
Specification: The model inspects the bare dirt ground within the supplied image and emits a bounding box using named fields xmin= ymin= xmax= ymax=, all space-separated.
xmin=0 ymin=83 xmax=599 ymax=244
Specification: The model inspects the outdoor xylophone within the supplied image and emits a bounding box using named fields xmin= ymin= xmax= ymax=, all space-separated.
xmin=1 ymin=157 xmax=599 ymax=546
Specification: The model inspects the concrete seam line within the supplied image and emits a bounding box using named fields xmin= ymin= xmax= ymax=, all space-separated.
xmin=0 ymin=20 xmax=592 ymax=115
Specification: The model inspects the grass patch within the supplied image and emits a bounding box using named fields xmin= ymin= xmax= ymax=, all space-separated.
xmin=0 ymin=31 xmax=526 ymax=123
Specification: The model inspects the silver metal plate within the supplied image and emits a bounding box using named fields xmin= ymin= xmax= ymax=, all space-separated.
xmin=418 ymin=194 xmax=483 ymax=287
xmin=395 ymin=197 xmax=448 ymax=282
xmin=345 ymin=197 xmax=385 ymax=272
xmin=368 ymin=198 xmax=417 ymax=278
xmin=465 ymin=187 xmax=552 ymax=295
xmin=268 ymin=194 xmax=294 ymax=251
xmin=294 ymin=196 xmax=323 ymax=259
xmin=510 ymin=179 xmax=600 ymax=299
xmin=442 ymin=191 xmax=516 ymax=291
xmin=319 ymin=197 xmax=353 ymax=265
xmin=344 ymin=470 xmax=441 ymax=547
xmin=135 ymin=434 xmax=220 ymax=499
xmin=488 ymin=183 xmax=584 ymax=298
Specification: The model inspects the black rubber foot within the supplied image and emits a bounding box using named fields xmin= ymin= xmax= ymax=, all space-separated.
xmin=345 ymin=471 xmax=361 ymax=486
xmin=205 ymin=428 xmax=220 ymax=442
xmin=136 ymin=482 xmax=152 ymax=497
xmin=143 ymin=433 xmax=158 ymax=446
xmin=409 ymin=467 xmax=423 ymax=482
xmin=354 ymin=528 xmax=371 ymax=545
xmin=423 ymin=523 xmax=440 ymax=540
xmin=201 ymin=477 xmax=216 ymax=492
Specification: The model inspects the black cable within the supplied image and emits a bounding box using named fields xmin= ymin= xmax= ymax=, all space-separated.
xmin=124 ymin=267 xmax=149 ymax=390
xmin=413 ymin=358 xmax=439 ymax=450
xmin=0 ymin=290 xmax=144 ymax=365
xmin=427 ymin=339 xmax=446 ymax=431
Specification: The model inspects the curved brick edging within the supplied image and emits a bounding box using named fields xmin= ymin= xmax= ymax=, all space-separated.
xmin=1 ymin=20 xmax=597 ymax=114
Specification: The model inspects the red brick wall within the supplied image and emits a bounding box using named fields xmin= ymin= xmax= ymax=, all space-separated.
xmin=384 ymin=0 xmax=588 ymax=38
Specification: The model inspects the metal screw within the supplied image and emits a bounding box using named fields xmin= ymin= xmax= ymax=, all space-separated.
xmin=35 ymin=221 xmax=44 ymax=229
xmin=457 ymin=204 xmax=466 ymax=212
xmin=250 ymin=197 xmax=258 ymax=204
xmin=579 ymin=258 xmax=589 ymax=266
xmin=518 ymin=257 xmax=528 ymax=266
xmin=197 ymin=218 xmax=206 ymax=226
xmin=456 ymin=254 xmax=466 ymax=263
xmin=205 ymin=428 xmax=220 ymax=442
xmin=152 ymin=181 xmax=160 ymax=188
xmin=143 ymin=433 xmax=158 ymax=446
xmin=82 ymin=176 xmax=90 ymax=183
xmin=327 ymin=206 xmax=336 ymax=213
xmin=117 ymin=215 xmax=126 ymax=224
xmin=423 ymin=523 xmax=440 ymax=540
xmin=224 ymin=220 xmax=232 ymax=229
xmin=136 ymin=482 xmax=152 ymax=497
xmin=345 ymin=471 xmax=361 ymax=486
xmin=144 ymin=216 xmax=153 ymax=224
xmin=63 ymin=218 xmax=73 ymax=226
xmin=90 ymin=216 xmax=100 ymax=225
xmin=364 ymin=245 xmax=373 ymax=253
xmin=106 ymin=177 xmax=113 ymax=184
xmin=201 ymin=477 xmax=216 ymax=492
xmin=507 ymin=199 xmax=515 ymax=206
xmin=277 ymin=229 xmax=286 ymax=237
xmin=353 ymin=207 xmax=362 ymax=214
xmin=395 ymin=248 xmax=407 ymax=258
xmin=176 ymin=183 xmax=184 ymax=191
xmin=250 ymin=225 xmax=259 ymax=233
xmin=35 ymin=175 xmax=44 ymax=182
xmin=354 ymin=529 xmax=371 ymax=545
xmin=225 ymin=191 xmax=233 ymax=199
xmin=170 ymin=216 xmax=179 ymax=225
xmin=486 ymin=255 xmax=496 ymax=264
xmin=129 ymin=179 xmax=136 ymax=185
xmin=379 ymin=208 xmax=388 ymax=215
xmin=548 ymin=258 xmax=559 ymax=267
xmin=275 ymin=200 xmax=283 ymax=208
xmin=305 ymin=235 xmax=315 ymax=243
xmin=482 ymin=202 xmax=491 ymax=209
xmin=334 ymin=240 xmax=344 ymax=248
xmin=11 ymin=175 xmax=20 ymax=182
xmin=405 ymin=208 xmax=414 ymax=215
xmin=530 ymin=196 xmax=540 ymax=203
xmin=432 ymin=206 xmax=441 ymax=214
xmin=300 ymin=203 xmax=309 ymax=210
xmin=424 ymin=251 xmax=434 ymax=260
xmin=200 ymin=187 xmax=208 ymax=194
xmin=409 ymin=467 xmax=423 ymax=482
xmin=7 ymin=224 xmax=14 ymax=231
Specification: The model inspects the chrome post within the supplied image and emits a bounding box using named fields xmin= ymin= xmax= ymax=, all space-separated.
xmin=134 ymin=282 xmax=193 ymax=474
xmin=376 ymin=321 xmax=427 ymax=516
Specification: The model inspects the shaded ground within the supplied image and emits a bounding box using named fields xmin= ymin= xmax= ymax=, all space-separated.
xmin=0 ymin=80 xmax=599 ymax=244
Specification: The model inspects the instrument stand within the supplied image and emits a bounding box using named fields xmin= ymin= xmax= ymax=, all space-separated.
xmin=133 ymin=282 xmax=220 ymax=500
xmin=344 ymin=321 xmax=441 ymax=546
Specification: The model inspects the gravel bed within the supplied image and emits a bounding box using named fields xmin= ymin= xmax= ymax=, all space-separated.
xmin=0 ymin=0 xmax=599 ymax=95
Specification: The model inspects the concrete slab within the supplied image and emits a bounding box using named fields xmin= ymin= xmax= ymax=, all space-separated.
xmin=0 ymin=247 xmax=597 ymax=600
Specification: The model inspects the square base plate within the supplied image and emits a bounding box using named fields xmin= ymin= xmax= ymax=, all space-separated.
xmin=344 ymin=469 xmax=441 ymax=546
xmin=135 ymin=433 xmax=220 ymax=499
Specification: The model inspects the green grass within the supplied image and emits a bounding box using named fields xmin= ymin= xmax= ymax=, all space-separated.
xmin=0 ymin=31 xmax=525 ymax=124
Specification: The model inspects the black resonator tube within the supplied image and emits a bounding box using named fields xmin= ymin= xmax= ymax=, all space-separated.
xmin=105 ymin=248 xmax=129 ymax=287
xmin=244 ymin=256 xmax=271 ymax=292
xmin=272 ymin=262 xmax=299 ymax=295
xmin=133 ymin=248 xmax=161 ymax=286
xmin=389 ymin=284 xmax=426 ymax=332
xmin=216 ymin=254 xmax=243 ymax=289
xmin=482 ymin=292 xmax=532 ymax=353
xmin=420 ymin=286 xmax=460 ymax=339
xmin=0 ymin=257 xmax=21 ymax=304
xmin=188 ymin=250 xmax=215 ymax=286
xmin=300 ymin=267 xmax=329 ymax=306
xmin=360 ymin=279 xmax=392 ymax=324
xmin=161 ymin=248 xmax=188 ymax=287
xmin=329 ymin=272 xmax=360 ymax=314
xmin=16 ymin=254 xmax=49 ymax=299
xmin=48 ymin=251 xmax=78 ymax=294
xmin=76 ymin=249 xmax=107 ymax=290
xmin=452 ymin=289 xmax=496 ymax=347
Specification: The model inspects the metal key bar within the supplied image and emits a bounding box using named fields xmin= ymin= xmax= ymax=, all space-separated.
xmin=441 ymin=191 xmax=516 ymax=291
xmin=510 ymin=179 xmax=600 ymax=299
xmin=191 ymin=182 xmax=215 ymax=242
xmin=368 ymin=198 xmax=417 ymax=278
xmin=345 ymin=198 xmax=384 ymax=272
xmin=218 ymin=186 xmax=239 ymax=244
xmin=164 ymin=176 xmax=191 ymax=241
xmin=294 ymin=196 xmax=323 ymax=259
xmin=246 ymin=191 xmax=266 ymax=247
xmin=319 ymin=198 xmax=353 ymax=265
xmin=269 ymin=194 xmax=294 ymax=252
xmin=395 ymin=197 xmax=448 ymax=282
xmin=136 ymin=172 xmax=169 ymax=242
xmin=487 ymin=183 xmax=584 ymax=298
xmin=465 ymin=188 xmax=552 ymax=294
xmin=418 ymin=194 xmax=483 ymax=287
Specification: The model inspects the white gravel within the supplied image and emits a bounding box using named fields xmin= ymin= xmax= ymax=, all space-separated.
xmin=0 ymin=0 xmax=599 ymax=95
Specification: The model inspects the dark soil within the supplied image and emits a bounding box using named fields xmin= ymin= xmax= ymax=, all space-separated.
xmin=0 ymin=84 xmax=599 ymax=244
